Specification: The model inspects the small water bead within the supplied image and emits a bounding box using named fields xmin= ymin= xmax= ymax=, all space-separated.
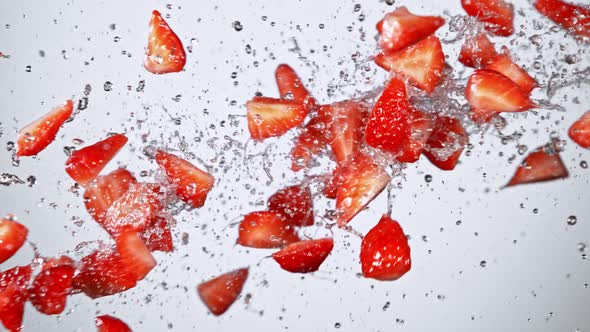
xmin=567 ymin=215 xmax=577 ymax=226
xmin=385 ymin=0 xmax=395 ymax=5
xmin=533 ymin=208 xmax=539 ymax=214
xmin=113 ymin=36 xmax=121 ymax=42
xmin=382 ymin=301 xmax=390 ymax=311
xmin=319 ymin=23 xmax=325 ymax=29
xmin=232 ymin=21 xmax=243 ymax=31
xmin=26 ymin=175 xmax=36 ymax=187
xmin=354 ymin=4 xmax=361 ymax=12
xmin=424 ymin=174 xmax=432 ymax=183
xmin=78 ymin=97 xmax=88 ymax=111
xmin=25 ymin=65 xmax=31 ymax=72
xmin=580 ymin=160 xmax=587 ymax=169
xmin=6 ymin=141 xmax=15 ymax=152
xmin=480 ymin=260 xmax=487 ymax=268
xmin=334 ymin=323 xmax=341 ymax=329
xmin=136 ymin=80 xmax=146 ymax=92
xmin=103 ymin=81 xmax=113 ymax=91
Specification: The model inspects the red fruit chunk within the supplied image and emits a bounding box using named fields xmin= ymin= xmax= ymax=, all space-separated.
xmin=272 ymin=238 xmax=334 ymax=273
xmin=459 ymin=33 xmax=498 ymax=68
xmin=268 ymin=185 xmax=314 ymax=227
xmin=197 ymin=268 xmax=248 ymax=316
xmin=534 ymin=0 xmax=590 ymax=40
xmin=290 ymin=105 xmax=334 ymax=171
xmin=275 ymin=64 xmax=315 ymax=108
xmin=237 ymin=211 xmax=300 ymax=248
xmin=377 ymin=7 xmax=445 ymax=53
xmin=0 ymin=265 xmax=32 ymax=332
xmin=506 ymin=143 xmax=569 ymax=187
xmin=486 ymin=54 xmax=538 ymax=94
xmin=423 ymin=116 xmax=469 ymax=170
xmin=323 ymin=161 xmax=346 ymax=200
xmin=96 ymin=315 xmax=132 ymax=332
xmin=16 ymin=100 xmax=73 ymax=157
xmin=115 ymin=230 xmax=156 ymax=281
xmin=569 ymin=111 xmax=590 ymax=148
xmin=29 ymin=265 xmax=74 ymax=315
xmin=103 ymin=183 xmax=163 ymax=235
xmin=145 ymin=10 xmax=186 ymax=74
xmin=246 ymin=97 xmax=308 ymax=140
xmin=461 ymin=0 xmax=515 ymax=36
xmin=140 ymin=217 xmax=174 ymax=253
xmin=395 ymin=110 xmax=434 ymax=163
xmin=360 ymin=215 xmax=411 ymax=281
xmin=41 ymin=255 xmax=75 ymax=271
xmin=329 ymin=100 xmax=367 ymax=164
xmin=0 ymin=218 xmax=28 ymax=264
xmin=65 ymin=134 xmax=128 ymax=187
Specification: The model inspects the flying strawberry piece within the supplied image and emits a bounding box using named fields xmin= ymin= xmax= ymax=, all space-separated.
xmin=237 ymin=211 xmax=300 ymax=248
xmin=246 ymin=97 xmax=308 ymax=140
xmin=115 ymin=230 xmax=156 ymax=281
xmin=290 ymin=105 xmax=334 ymax=171
xmin=65 ymin=134 xmax=128 ymax=187
xmin=145 ymin=10 xmax=186 ymax=74
xmin=329 ymin=100 xmax=367 ymax=164
xmin=28 ymin=265 xmax=74 ymax=315
xmin=0 ymin=218 xmax=28 ymax=264
xmin=461 ymin=0 xmax=515 ymax=36
xmin=197 ymin=268 xmax=248 ymax=316
xmin=458 ymin=33 xmax=498 ymax=68
xmin=375 ymin=35 xmax=445 ymax=94
xmin=103 ymin=183 xmax=163 ymax=235
xmin=323 ymin=158 xmax=348 ymax=200
xmin=41 ymin=255 xmax=75 ymax=270
xmin=360 ymin=215 xmax=411 ymax=281
xmin=486 ymin=54 xmax=538 ymax=94
xmin=0 ymin=265 xmax=32 ymax=332
xmin=534 ymin=0 xmax=590 ymax=40
xmin=377 ymin=7 xmax=445 ymax=53
xmin=272 ymin=238 xmax=334 ymax=273
xmin=423 ymin=116 xmax=469 ymax=170
xmin=16 ymin=100 xmax=74 ymax=157
xmin=155 ymin=150 xmax=214 ymax=208
xmin=569 ymin=111 xmax=590 ymax=148
xmin=268 ymin=185 xmax=314 ymax=227
xmin=96 ymin=315 xmax=132 ymax=332
xmin=140 ymin=217 xmax=174 ymax=253
xmin=275 ymin=64 xmax=316 ymax=109
xmin=506 ymin=143 xmax=569 ymax=187
xmin=395 ymin=110 xmax=434 ymax=163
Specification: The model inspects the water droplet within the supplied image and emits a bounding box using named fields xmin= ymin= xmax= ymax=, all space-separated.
xmin=103 ymin=81 xmax=112 ymax=91
xmin=319 ymin=23 xmax=325 ymax=29
xmin=382 ymin=301 xmax=390 ymax=311
xmin=113 ymin=36 xmax=121 ymax=42
xmin=26 ymin=175 xmax=36 ymax=187
xmin=437 ymin=294 xmax=446 ymax=300
xmin=385 ymin=0 xmax=395 ymax=5
xmin=172 ymin=94 xmax=182 ymax=102
xmin=422 ymin=235 xmax=429 ymax=242
xmin=580 ymin=161 xmax=587 ymax=169
xmin=0 ymin=173 xmax=24 ymax=186
xmin=480 ymin=260 xmax=487 ymax=268
xmin=25 ymin=65 xmax=31 ymax=72
xmin=136 ymin=80 xmax=146 ymax=92
xmin=6 ymin=141 xmax=14 ymax=152
xmin=424 ymin=174 xmax=432 ymax=183
xmin=567 ymin=215 xmax=577 ymax=226
xmin=77 ymin=97 xmax=88 ymax=111
xmin=334 ymin=323 xmax=341 ymax=329
xmin=232 ymin=21 xmax=243 ymax=31
xmin=533 ymin=208 xmax=539 ymax=214
xmin=354 ymin=4 xmax=361 ymax=12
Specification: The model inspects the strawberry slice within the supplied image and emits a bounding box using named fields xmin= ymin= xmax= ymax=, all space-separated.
xmin=140 ymin=217 xmax=174 ymax=253
xmin=65 ymin=134 xmax=128 ymax=187
xmin=0 ymin=218 xmax=28 ymax=264
xmin=275 ymin=64 xmax=315 ymax=108
xmin=461 ymin=0 xmax=515 ymax=36
xmin=197 ymin=268 xmax=248 ymax=316
xmin=377 ymin=7 xmax=445 ymax=53
xmin=290 ymin=105 xmax=334 ymax=171
xmin=103 ymin=183 xmax=163 ymax=235
xmin=360 ymin=215 xmax=411 ymax=281
xmin=28 ymin=265 xmax=74 ymax=315
xmin=375 ymin=35 xmax=445 ymax=94
xmin=41 ymin=255 xmax=75 ymax=270
xmin=506 ymin=143 xmax=569 ymax=187
xmin=486 ymin=54 xmax=538 ymax=94
xmin=16 ymin=100 xmax=73 ymax=157
xmin=115 ymin=230 xmax=156 ymax=281
xmin=268 ymin=185 xmax=314 ymax=227
xmin=155 ymin=150 xmax=214 ymax=209
xmin=466 ymin=69 xmax=536 ymax=122
xmin=458 ymin=33 xmax=498 ymax=68
xmin=96 ymin=315 xmax=132 ymax=332
xmin=336 ymin=153 xmax=391 ymax=226
xmin=272 ymin=238 xmax=334 ymax=273
xmin=395 ymin=110 xmax=434 ymax=163
xmin=237 ymin=211 xmax=300 ymax=248
xmin=145 ymin=10 xmax=186 ymax=74
xmin=329 ymin=100 xmax=367 ymax=164
xmin=569 ymin=111 xmax=590 ymax=148
xmin=247 ymin=97 xmax=308 ymax=140
xmin=534 ymin=0 xmax=590 ymax=40
xmin=0 ymin=265 xmax=32 ymax=332
xmin=423 ymin=116 xmax=469 ymax=170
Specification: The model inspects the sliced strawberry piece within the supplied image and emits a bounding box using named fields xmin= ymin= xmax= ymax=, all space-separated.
xmin=197 ymin=268 xmax=248 ymax=316
xmin=103 ymin=183 xmax=163 ymax=235
xmin=423 ymin=116 xmax=469 ymax=170
xmin=461 ymin=0 xmax=515 ymax=36
xmin=268 ymin=185 xmax=314 ymax=227
xmin=459 ymin=33 xmax=498 ymax=68
xmin=377 ymin=7 xmax=445 ymax=53
xmin=145 ymin=10 xmax=186 ymax=74
xmin=395 ymin=110 xmax=434 ymax=163
xmin=41 ymin=255 xmax=75 ymax=271
xmin=360 ymin=215 xmax=411 ymax=281
xmin=275 ymin=64 xmax=315 ymax=108
xmin=65 ymin=134 xmax=128 ymax=187
xmin=0 ymin=218 xmax=28 ymax=264
xmin=290 ymin=105 xmax=334 ymax=171
xmin=28 ymin=265 xmax=74 ymax=315
xmin=336 ymin=153 xmax=391 ymax=226
xmin=534 ymin=0 xmax=590 ymax=39
xmin=96 ymin=315 xmax=132 ymax=332
xmin=246 ymin=97 xmax=308 ymax=140
xmin=329 ymin=100 xmax=367 ymax=164
xmin=237 ymin=211 xmax=300 ymax=248
xmin=486 ymin=54 xmax=538 ymax=94
xmin=140 ymin=217 xmax=174 ymax=253
xmin=569 ymin=111 xmax=590 ymax=148
xmin=155 ymin=150 xmax=214 ymax=208
xmin=0 ymin=265 xmax=32 ymax=332
xmin=16 ymin=100 xmax=73 ymax=157
xmin=272 ymin=238 xmax=334 ymax=273
xmin=375 ymin=36 xmax=445 ymax=94
xmin=323 ymin=160 xmax=347 ymax=200
xmin=506 ymin=143 xmax=569 ymax=187
xmin=115 ymin=230 xmax=156 ymax=281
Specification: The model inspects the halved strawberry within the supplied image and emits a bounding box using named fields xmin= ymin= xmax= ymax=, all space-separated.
xmin=569 ymin=111 xmax=590 ymax=148
xmin=72 ymin=249 xmax=136 ymax=299
xmin=290 ymin=105 xmax=334 ymax=171
xmin=336 ymin=153 xmax=391 ymax=226
xmin=145 ymin=10 xmax=186 ymax=74
xmin=16 ymin=100 xmax=73 ymax=157
xmin=375 ymin=35 xmax=445 ymax=94
xmin=329 ymin=100 xmax=367 ymax=164
xmin=155 ymin=150 xmax=214 ymax=208
xmin=423 ymin=116 xmax=469 ymax=170
xmin=377 ymin=7 xmax=445 ymax=53
xmin=360 ymin=215 xmax=411 ymax=281
xmin=140 ymin=217 xmax=174 ymax=253
xmin=461 ymin=0 xmax=515 ymax=36
xmin=506 ymin=143 xmax=569 ymax=187
xmin=103 ymin=183 xmax=163 ymax=235
xmin=237 ymin=211 xmax=300 ymax=248
xmin=275 ymin=64 xmax=315 ymax=108
xmin=395 ymin=110 xmax=434 ymax=163
xmin=0 ymin=219 xmax=28 ymax=264
xmin=65 ymin=134 xmax=128 ymax=187
xmin=534 ymin=0 xmax=590 ymax=40
xmin=486 ymin=54 xmax=538 ymax=94
xmin=246 ymin=97 xmax=308 ymax=140
xmin=272 ymin=238 xmax=334 ymax=273
xmin=96 ymin=315 xmax=131 ymax=332
xmin=28 ymin=265 xmax=74 ymax=315
xmin=458 ymin=33 xmax=498 ymax=68
xmin=197 ymin=268 xmax=248 ymax=316
xmin=268 ymin=185 xmax=314 ymax=227
xmin=115 ymin=230 xmax=156 ymax=281
xmin=0 ymin=265 xmax=32 ymax=332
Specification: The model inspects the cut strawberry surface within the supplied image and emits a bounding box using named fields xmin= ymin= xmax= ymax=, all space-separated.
xmin=197 ymin=268 xmax=248 ymax=316
xmin=96 ymin=315 xmax=132 ymax=332
xmin=395 ymin=110 xmax=434 ymax=163
xmin=323 ymin=161 xmax=346 ymax=200
xmin=41 ymin=255 xmax=75 ymax=271
xmin=569 ymin=111 xmax=590 ymax=148
xmin=65 ymin=134 xmax=128 ymax=187
xmin=329 ymin=100 xmax=367 ymax=164
xmin=377 ymin=7 xmax=445 ymax=53
xmin=506 ymin=143 xmax=569 ymax=187
xmin=360 ymin=215 xmax=411 ymax=281
xmin=290 ymin=105 xmax=333 ymax=171
xmin=115 ymin=230 xmax=156 ymax=281
xmin=16 ymin=100 xmax=73 ymax=157
xmin=0 ymin=218 xmax=28 ymax=264
xmin=145 ymin=10 xmax=186 ymax=74
xmin=272 ymin=238 xmax=334 ymax=273
xmin=103 ymin=183 xmax=163 ymax=235
xmin=28 ymin=265 xmax=74 ymax=315
xmin=423 ymin=116 xmax=469 ymax=171
xmin=237 ymin=211 xmax=300 ymax=248
xmin=534 ymin=0 xmax=590 ymax=40
xmin=140 ymin=217 xmax=174 ymax=253
xmin=459 ymin=33 xmax=498 ymax=68
xmin=268 ymin=184 xmax=314 ymax=227
xmin=275 ymin=64 xmax=315 ymax=108
xmin=486 ymin=55 xmax=538 ymax=94
xmin=0 ymin=265 xmax=32 ymax=332
xmin=461 ymin=0 xmax=515 ymax=36
xmin=246 ymin=97 xmax=308 ymax=140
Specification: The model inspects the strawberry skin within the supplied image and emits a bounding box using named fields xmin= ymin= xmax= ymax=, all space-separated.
xmin=145 ymin=10 xmax=186 ymax=74
xmin=377 ymin=7 xmax=445 ymax=53
xmin=290 ymin=105 xmax=333 ymax=171
xmin=115 ymin=230 xmax=157 ymax=281
xmin=329 ymin=100 xmax=367 ymax=164
xmin=103 ymin=183 xmax=163 ymax=235
xmin=0 ymin=219 xmax=28 ymax=264
xmin=423 ymin=116 xmax=469 ymax=170
xmin=96 ymin=315 xmax=132 ymax=332
xmin=197 ymin=268 xmax=248 ymax=316
xmin=486 ymin=54 xmax=538 ymax=94
xmin=534 ymin=0 xmax=590 ymax=40
xmin=268 ymin=185 xmax=314 ymax=227
xmin=237 ymin=211 xmax=300 ymax=248
xmin=16 ymin=100 xmax=73 ymax=157
xmin=28 ymin=265 xmax=74 ymax=315
xmin=461 ymin=0 xmax=515 ymax=36
xmin=246 ymin=97 xmax=308 ymax=140
xmin=459 ymin=33 xmax=498 ymax=68
xmin=506 ymin=143 xmax=569 ymax=187
xmin=275 ymin=64 xmax=316 ymax=108
xmin=360 ymin=215 xmax=411 ymax=281
xmin=272 ymin=238 xmax=334 ymax=273
xmin=395 ymin=110 xmax=434 ymax=163
xmin=569 ymin=111 xmax=590 ymax=148
xmin=0 ymin=265 xmax=32 ymax=332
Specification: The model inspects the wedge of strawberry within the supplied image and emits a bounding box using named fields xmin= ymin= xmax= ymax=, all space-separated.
xmin=534 ymin=0 xmax=590 ymax=40
xmin=237 ymin=211 xmax=300 ymax=248
xmin=423 ymin=116 xmax=469 ymax=170
xmin=458 ymin=33 xmax=498 ymax=68
xmin=506 ymin=143 xmax=569 ymax=187
xmin=0 ymin=265 xmax=32 ymax=332
xmin=140 ymin=217 xmax=174 ymax=253
xmin=197 ymin=268 xmax=248 ymax=316
xmin=569 ymin=111 xmax=590 ymax=148
xmin=290 ymin=105 xmax=333 ymax=171
xmin=360 ymin=215 xmax=411 ymax=281
xmin=16 ymin=100 xmax=73 ymax=157
xmin=268 ymin=185 xmax=314 ymax=227
xmin=375 ymin=35 xmax=445 ymax=94
xmin=115 ymin=230 xmax=156 ymax=281
xmin=395 ymin=110 xmax=434 ymax=163
xmin=28 ymin=265 xmax=74 ymax=315
xmin=246 ymin=97 xmax=308 ymax=140
xmin=461 ymin=0 xmax=515 ymax=36
xmin=103 ymin=183 xmax=163 ymax=235
xmin=0 ymin=218 xmax=28 ymax=264
xmin=145 ymin=10 xmax=186 ymax=74
xmin=41 ymin=255 xmax=75 ymax=270
xmin=486 ymin=54 xmax=538 ymax=94
xmin=377 ymin=7 xmax=445 ymax=53
xmin=329 ymin=100 xmax=367 ymax=164
xmin=272 ymin=238 xmax=334 ymax=273
xmin=65 ymin=134 xmax=128 ymax=187
xmin=275 ymin=64 xmax=315 ymax=109
xmin=96 ymin=315 xmax=131 ymax=332
xmin=323 ymin=161 xmax=346 ymax=199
